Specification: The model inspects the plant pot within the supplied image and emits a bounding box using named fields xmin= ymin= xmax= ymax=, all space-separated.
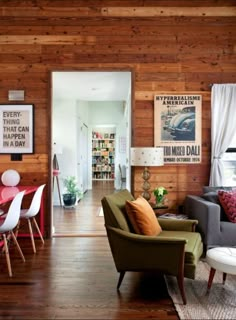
xmin=63 ymin=193 xmax=77 ymax=208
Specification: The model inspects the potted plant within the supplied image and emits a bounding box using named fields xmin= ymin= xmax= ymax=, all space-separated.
xmin=153 ymin=186 xmax=168 ymax=207
xmin=63 ymin=176 xmax=82 ymax=208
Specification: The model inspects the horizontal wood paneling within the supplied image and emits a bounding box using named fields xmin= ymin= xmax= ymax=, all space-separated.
xmin=0 ymin=0 xmax=235 ymax=236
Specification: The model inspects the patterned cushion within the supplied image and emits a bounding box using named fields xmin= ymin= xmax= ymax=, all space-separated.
xmin=125 ymin=196 xmax=162 ymax=236
xmin=218 ymin=190 xmax=236 ymax=223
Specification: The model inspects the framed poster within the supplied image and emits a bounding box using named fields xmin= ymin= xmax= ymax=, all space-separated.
xmin=154 ymin=95 xmax=202 ymax=164
xmin=0 ymin=104 xmax=34 ymax=154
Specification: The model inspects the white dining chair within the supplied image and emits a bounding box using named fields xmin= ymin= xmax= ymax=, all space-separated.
xmin=19 ymin=184 xmax=45 ymax=253
xmin=0 ymin=190 xmax=25 ymax=277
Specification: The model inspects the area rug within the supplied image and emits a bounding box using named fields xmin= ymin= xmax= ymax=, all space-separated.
xmin=165 ymin=260 xmax=236 ymax=319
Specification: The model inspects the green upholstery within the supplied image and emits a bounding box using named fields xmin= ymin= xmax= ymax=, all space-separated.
xmin=101 ymin=189 xmax=203 ymax=305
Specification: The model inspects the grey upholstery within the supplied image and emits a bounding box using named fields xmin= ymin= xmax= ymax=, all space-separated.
xmin=184 ymin=194 xmax=236 ymax=249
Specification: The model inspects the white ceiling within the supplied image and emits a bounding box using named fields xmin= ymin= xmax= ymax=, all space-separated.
xmin=52 ymin=71 xmax=131 ymax=101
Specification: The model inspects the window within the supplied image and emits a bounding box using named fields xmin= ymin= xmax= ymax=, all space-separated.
xmin=222 ymin=132 xmax=236 ymax=186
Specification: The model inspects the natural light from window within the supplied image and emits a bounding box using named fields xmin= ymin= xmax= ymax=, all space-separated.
xmin=222 ymin=131 xmax=236 ymax=186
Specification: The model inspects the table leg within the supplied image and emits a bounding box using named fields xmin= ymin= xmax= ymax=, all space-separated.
xmin=207 ymin=267 xmax=216 ymax=291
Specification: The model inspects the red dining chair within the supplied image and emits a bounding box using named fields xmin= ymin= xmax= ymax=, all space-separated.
xmin=0 ymin=190 xmax=25 ymax=277
xmin=19 ymin=184 xmax=45 ymax=253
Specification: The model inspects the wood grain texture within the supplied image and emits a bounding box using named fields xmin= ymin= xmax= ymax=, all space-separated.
xmin=0 ymin=236 xmax=178 ymax=319
xmin=0 ymin=0 xmax=235 ymax=237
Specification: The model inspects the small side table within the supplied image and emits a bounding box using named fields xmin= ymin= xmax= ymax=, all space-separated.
xmin=150 ymin=203 xmax=168 ymax=216
xmin=53 ymin=169 xmax=62 ymax=207
xmin=150 ymin=203 xmax=168 ymax=210
xmin=206 ymin=247 xmax=236 ymax=291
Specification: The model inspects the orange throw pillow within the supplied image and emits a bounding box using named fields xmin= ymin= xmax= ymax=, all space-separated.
xmin=125 ymin=196 xmax=162 ymax=236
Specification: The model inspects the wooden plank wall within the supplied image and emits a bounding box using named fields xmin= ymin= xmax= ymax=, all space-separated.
xmin=0 ymin=0 xmax=235 ymax=235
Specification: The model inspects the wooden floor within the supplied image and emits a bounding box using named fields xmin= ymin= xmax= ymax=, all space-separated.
xmin=53 ymin=180 xmax=114 ymax=236
xmin=0 ymin=181 xmax=179 ymax=320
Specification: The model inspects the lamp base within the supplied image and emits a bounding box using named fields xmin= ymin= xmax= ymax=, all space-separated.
xmin=142 ymin=167 xmax=151 ymax=201
xmin=142 ymin=191 xmax=151 ymax=201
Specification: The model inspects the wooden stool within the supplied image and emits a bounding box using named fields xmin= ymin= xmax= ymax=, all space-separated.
xmin=53 ymin=169 xmax=62 ymax=206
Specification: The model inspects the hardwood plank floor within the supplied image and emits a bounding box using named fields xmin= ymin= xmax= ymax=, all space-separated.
xmin=0 ymin=181 xmax=178 ymax=319
xmin=0 ymin=237 xmax=178 ymax=319
xmin=53 ymin=181 xmax=114 ymax=236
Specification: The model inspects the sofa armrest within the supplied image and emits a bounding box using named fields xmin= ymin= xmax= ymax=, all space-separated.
xmin=184 ymin=195 xmax=221 ymax=246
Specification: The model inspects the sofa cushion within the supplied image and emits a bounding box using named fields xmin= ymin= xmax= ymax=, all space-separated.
xmin=125 ymin=196 xmax=162 ymax=236
xmin=158 ymin=230 xmax=203 ymax=264
xmin=218 ymin=190 xmax=236 ymax=223
xmin=202 ymin=191 xmax=228 ymax=221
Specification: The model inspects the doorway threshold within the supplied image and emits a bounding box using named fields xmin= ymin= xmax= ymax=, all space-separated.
xmin=53 ymin=232 xmax=106 ymax=237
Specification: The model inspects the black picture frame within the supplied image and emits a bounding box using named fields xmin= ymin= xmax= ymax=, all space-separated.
xmin=0 ymin=104 xmax=34 ymax=154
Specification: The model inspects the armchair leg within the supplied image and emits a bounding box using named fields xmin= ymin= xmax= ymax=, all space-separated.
xmin=177 ymin=274 xmax=186 ymax=305
xmin=117 ymin=271 xmax=125 ymax=289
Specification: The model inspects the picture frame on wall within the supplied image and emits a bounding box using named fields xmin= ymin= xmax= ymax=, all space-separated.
xmin=0 ymin=104 xmax=34 ymax=154
xmin=154 ymin=94 xmax=202 ymax=164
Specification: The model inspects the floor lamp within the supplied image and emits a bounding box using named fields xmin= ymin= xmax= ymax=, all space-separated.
xmin=130 ymin=147 xmax=164 ymax=201
xmin=53 ymin=143 xmax=63 ymax=206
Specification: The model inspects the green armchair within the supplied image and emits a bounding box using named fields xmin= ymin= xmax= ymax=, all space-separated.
xmin=101 ymin=189 xmax=203 ymax=305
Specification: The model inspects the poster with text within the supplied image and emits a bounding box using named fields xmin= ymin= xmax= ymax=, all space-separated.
xmin=0 ymin=104 xmax=34 ymax=154
xmin=154 ymin=95 xmax=202 ymax=164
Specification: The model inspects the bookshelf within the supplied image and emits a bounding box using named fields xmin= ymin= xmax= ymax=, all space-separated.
xmin=92 ymin=132 xmax=115 ymax=180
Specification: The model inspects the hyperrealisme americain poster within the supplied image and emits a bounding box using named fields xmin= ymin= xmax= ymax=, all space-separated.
xmin=154 ymin=94 xmax=202 ymax=164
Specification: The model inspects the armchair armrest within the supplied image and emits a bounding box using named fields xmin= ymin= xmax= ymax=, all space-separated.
xmin=158 ymin=218 xmax=198 ymax=232
xmin=106 ymin=226 xmax=187 ymax=276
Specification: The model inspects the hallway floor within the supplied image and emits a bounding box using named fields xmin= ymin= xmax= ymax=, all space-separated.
xmin=53 ymin=180 xmax=115 ymax=236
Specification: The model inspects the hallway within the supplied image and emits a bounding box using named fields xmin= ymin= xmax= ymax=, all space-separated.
xmin=53 ymin=181 xmax=115 ymax=236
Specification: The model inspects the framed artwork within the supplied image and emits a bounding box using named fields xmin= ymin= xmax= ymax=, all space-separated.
xmin=110 ymin=133 xmax=115 ymax=139
xmin=104 ymin=133 xmax=109 ymax=139
xmin=154 ymin=94 xmax=202 ymax=164
xmin=0 ymin=104 xmax=34 ymax=154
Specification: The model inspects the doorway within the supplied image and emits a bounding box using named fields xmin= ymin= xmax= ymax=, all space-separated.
xmin=52 ymin=71 xmax=132 ymax=236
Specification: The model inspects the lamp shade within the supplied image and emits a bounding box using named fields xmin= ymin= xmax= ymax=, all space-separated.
xmin=130 ymin=147 xmax=164 ymax=166
xmin=1 ymin=169 xmax=20 ymax=187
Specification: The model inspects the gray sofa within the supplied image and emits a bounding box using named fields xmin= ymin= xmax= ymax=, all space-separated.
xmin=184 ymin=186 xmax=236 ymax=249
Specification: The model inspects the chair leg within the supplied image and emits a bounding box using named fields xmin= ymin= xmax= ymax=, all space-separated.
xmin=207 ymin=267 xmax=216 ymax=291
xmin=32 ymin=217 xmax=44 ymax=244
xmin=14 ymin=220 xmax=21 ymax=239
xmin=177 ymin=274 xmax=186 ymax=305
xmin=223 ymin=272 xmax=227 ymax=285
xmin=27 ymin=219 xmax=36 ymax=253
xmin=3 ymin=234 xmax=12 ymax=277
xmin=10 ymin=231 xmax=25 ymax=262
xmin=117 ymin=271 xmax=125 ymax=289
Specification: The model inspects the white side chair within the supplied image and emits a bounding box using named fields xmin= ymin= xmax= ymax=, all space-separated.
xmin=0 ymin=190 xmax=25 ymax=277
xmin=19 ymin=184 xmax=45 ymax=253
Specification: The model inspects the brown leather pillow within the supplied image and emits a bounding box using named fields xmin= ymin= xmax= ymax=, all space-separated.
xmin=125 ymin=196 xmax=162 ymax=236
